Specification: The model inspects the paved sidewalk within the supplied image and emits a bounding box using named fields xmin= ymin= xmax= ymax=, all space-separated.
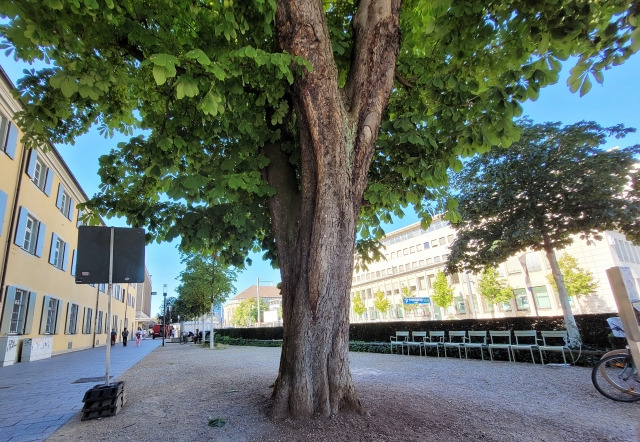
xmin=0 ymin=338 xmax=162 ymax=442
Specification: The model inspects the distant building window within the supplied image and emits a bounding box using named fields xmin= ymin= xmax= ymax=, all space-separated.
xmin=96 ymin=311 xmax=104 ymax=334
xmin=66 ymin=303 xmax=79 ymax=334
xmin=10 ymin=289 xmax=29 ymax=334
xmin=83 ymin=308 xmax=93 ymax=334
xmin=533 ymin=286 xmax=552 ymax=309
xmin=56 ymin=184 xmax=74 ymax=220
xmin=423 ymin=242 xmax=430 ymax=249
xmin=49 ymin=234 xmax=68 ymax=270
xmin=15 ymin=208 xmax=46 ymax=257
xmin=513 ymin=289 xmax=530 ymax=311
xmin=0 ymin=116 xmax=19 ymax=159
xmin=42 ymin=296 xmax=61 ymax=334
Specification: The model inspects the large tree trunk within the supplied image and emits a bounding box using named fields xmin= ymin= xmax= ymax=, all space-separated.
xmin=541 ymin=235 xmax=582 ymax=347
xmin=265 ymin=0 xmax=401 ymax=419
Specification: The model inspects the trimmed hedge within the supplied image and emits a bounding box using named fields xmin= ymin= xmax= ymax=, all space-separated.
xmin=214 ymin=313 xmax=616 ymax=351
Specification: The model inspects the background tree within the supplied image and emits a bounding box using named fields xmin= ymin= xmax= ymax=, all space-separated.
xmin=232 ymin=298 xmax=269 ymax=327
xmin=477 ymin=267 xmax=515 ymax=316
xmin=351 ymin=293 xmax=366 ymax=320
xmin=547 ymin=253 xmax=598 ymax=299
xmin=431 ymin=271 xmax=454 ymax=316
xmin=401 ymin=286 xmax=418 ymax=317
xmin=446 ymin=120 xmax=640 ymax=346
xmin=2 ymin=1 xmax=637 ymax=418
xmin=373 ymin=290 xmax=391 ymax=320
xmin=156 ymin=296 xmax=177 ymax=325
xmin=175 ymin=251 xmax=236 ymax=321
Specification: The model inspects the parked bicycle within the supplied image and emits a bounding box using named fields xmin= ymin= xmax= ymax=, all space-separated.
xmin=591 ymin=318 xmax=640 ymax=402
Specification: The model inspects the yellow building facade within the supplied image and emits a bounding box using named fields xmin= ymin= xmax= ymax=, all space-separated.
xmin=0 ymin=67 xmax=151 ymax=362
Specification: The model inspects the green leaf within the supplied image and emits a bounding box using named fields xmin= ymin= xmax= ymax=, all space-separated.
xmin=579 ymin=77 xmax=592 ymax=97
xmin=185 ymin=49 xmax=211 ymax=66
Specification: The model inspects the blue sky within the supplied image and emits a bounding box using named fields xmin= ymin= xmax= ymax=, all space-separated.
xmin=1 ymin=53 xmax=638 ymax=315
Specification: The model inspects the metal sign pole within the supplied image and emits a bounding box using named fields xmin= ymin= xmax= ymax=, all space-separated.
xmin=105 ymin=227 xmax=114 ymax=386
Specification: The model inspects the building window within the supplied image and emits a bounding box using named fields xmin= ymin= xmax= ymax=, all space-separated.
xmin=417 ymin=243 xmax=423 ymax=252
xmin=0 ymin=287 xmax=36 ymax=335
xmin=449 ymin=273 xmax=460 ymax=284
xmin=15 ymin=207 xmax=46 ymax=256
xmin=56 ymin=184 xmax=74 ymax=220
xmin=49 ymin=234 xmax=68 ymax=270
xmin=10 ymin=289 xmax=28 ymax=333
xmin=431 ymin=240 xmax=438 ymax=247
xmin=83 ymin=307 xmax=93 ymax=334
xmin=41 ymin=296 xmax=61 ymax=334
xmin=423 ymin=242 xmax=430 ymax=249
xmin=0 ymin=116 xmax=19 ymax=159
xmin=447 ymin=234 xmax=454 ymax=243
xmin=513 ymin=289 xmax=530 ymax=311
xmin=439 ymin=237 xmax=446 ymax=246
xmin=525 ymin=252 xmax=542 ymax=272
xmin=533 ymin=286 xmax=552 ymax=309
xmin=66 ymin=303 xmax=79 ymax=334
xmin=96 ymin=311 xmax=104 ymax=334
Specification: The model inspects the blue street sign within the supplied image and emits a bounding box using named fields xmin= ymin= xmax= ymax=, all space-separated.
xmin=402 ymin=297 xmax=430 ymax=305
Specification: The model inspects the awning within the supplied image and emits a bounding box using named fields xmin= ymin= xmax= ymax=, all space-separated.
xmin=135 ymin=311 xmax=153 ymax=323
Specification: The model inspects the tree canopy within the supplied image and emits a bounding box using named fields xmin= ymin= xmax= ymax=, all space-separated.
xmin=2 ymin=2 xmax=638 ymax=260
xmin=477 ymin=267 xmax=514 ymax=309
xmin=547 ymin=253 xmax=598 ymax=298
xmin=446 ymin=120 xmax=640 ymax=274
xmin=445 ymin=119 xmax=639 ymax=345
xmin=431 ymin=271 xmax=454 ymax=311
xmin=175 ymin=251 xmax=236 ymax=319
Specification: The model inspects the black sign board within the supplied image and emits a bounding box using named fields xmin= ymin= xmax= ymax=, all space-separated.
xmin=75 ymin=226 xmax=145 ymax=284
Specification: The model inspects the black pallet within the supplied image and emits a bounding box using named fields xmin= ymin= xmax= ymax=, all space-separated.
xmin=82 ymin=381 xmax=124 ymax=402
xmin=81 ymin=401 xmax=122 ymax=421
xmin=82 ymin=390 xmax=127 ymax=412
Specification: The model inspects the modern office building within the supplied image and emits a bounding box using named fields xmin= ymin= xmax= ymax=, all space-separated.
xmin=350 ymin=218 xmax=640 ymax=322
xmin=0 ymin=66 xmax=152 ymax=363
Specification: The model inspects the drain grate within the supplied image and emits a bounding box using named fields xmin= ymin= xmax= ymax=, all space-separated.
xmin=72 ymin=376 xmax=113 ymax=384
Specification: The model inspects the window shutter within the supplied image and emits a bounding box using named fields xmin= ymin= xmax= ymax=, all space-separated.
xmin=35 ymin=221 xmax=46 ymax=257
xmin=64 ymin=303 xmax=71 ymax=334
xmin=4 ymin=122 xmax=18 ymax=159
xmin=0 ymin=189 xmax=7 ymax=236
xmin=40 ymin=295 xmax=51 ymax=334
xmin=44 ymin=168 xmax=53 ymax=196
xmin=56 ymin=184 xmax=64 ymax=209
xmin=54 ymin=300 xmax=63 ymax=334
xmin=67 ymin=197 xmax=74 ymax=220
xmin=14 ymin=207 xmax=28 ymax=247
xmin=71 ymin=249 xmax=77 ymax=276
xmin=0 ymin=287 xmax=16 ymax=334
xmin=23 ymin=291 xmax=37 ymax=334
xmin=49 ymin=233 xmax=58 ymax=265
xmin=62 ymin=242 xmax=68 ymax=271
xmin=26 ymin=149 xmax=38 ymax=177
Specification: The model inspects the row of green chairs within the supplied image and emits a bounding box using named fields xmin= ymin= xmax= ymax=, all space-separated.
xmin=390 ymin=329 xmax=575 ymax=364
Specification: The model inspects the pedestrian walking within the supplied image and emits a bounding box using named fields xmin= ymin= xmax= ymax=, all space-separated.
xmin=122 ymin=328 xmax=129 ymax=346
xmin=110 ymin=329 xmax=117 ymax=346
xmin=136 ymin=328 xmax=142 ymax=346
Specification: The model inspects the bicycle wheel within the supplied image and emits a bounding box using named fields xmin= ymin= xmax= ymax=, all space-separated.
xmin=591 ymin=353 xmax=640 ymax=402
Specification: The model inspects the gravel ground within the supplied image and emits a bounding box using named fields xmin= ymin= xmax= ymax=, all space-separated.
xmin=48 ymin=344 xmax=639 ymax=441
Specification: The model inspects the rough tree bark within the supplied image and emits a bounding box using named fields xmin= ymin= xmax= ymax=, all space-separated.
xmin=265 ymin=0 xmax=401 ymax=418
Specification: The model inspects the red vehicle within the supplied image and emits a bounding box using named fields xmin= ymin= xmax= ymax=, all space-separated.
xmin=151 ymin=324 xmax=170 ymax=339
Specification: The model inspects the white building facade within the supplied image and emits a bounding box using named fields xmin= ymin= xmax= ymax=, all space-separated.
xmin=350 ymin=219 xmax=640 ymax=322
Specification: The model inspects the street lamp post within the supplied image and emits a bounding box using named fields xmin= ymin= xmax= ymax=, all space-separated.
xmin=256 ymin=278 xmax=274 ymax=327
xmin=162 ymin=284 xmax=167 ymax=346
